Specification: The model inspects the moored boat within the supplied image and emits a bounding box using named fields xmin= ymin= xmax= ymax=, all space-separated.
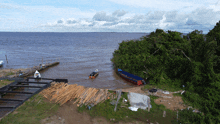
xmin=117 ymin=68 xmax=146 ymax=86
xmin=89 ymin=69 xmax=99 ymax=79
xmin=0 ymin=61 xmax=3 ymax=67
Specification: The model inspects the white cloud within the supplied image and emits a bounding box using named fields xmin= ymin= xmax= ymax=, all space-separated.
xmin=66 ymin=18 xmax=78 ymax=24
xmin=42 ymin=6 xmax=220 ymax=33
xmin=1 ymin=1 xmax=220 ymax=33
xmin=57 ymin=19 xmax=64 ymax=24
xmin=92 ymin=11 xmax=118 ymax=22
xmin=159 ymin=14 xmax=172 ymax=29
xmin=208 ymin=0 xmax=220 ymax=12
xmin=108 ymin=0 xmax=202 ymax=11
xmin=112 ymin=10 xmax=127 ymax=17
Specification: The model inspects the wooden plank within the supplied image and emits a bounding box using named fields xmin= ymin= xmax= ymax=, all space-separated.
xmin=0 ymin=91 xmax=34 ymax=94
xmin=18 ymin=81 xmax=50 ymax=84
xmin=85 ymin=89 xmax=99 ymax=105
xmin=83 ymin=88 xmax=97 ymax=104
xmin=0 ymin=98 xmax=23 ymax=102
xmin=9 ymin=85 xmax=43 ymax=88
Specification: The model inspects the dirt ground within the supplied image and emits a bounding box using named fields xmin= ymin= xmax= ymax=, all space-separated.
xmin=153 ymin=92 xmax=187 ymax=111
xmin=114 ymin=86 xmax=187 ymax=111
xmin=41 ymin=101 xmax=148 ymax=124
xmin=40 ymin=86 xmax=188 ymax=124
xmin=0 ymin=68 xmax=189 ymax=124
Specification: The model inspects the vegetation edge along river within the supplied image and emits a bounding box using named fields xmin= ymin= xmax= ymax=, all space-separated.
xmin=110 ymin=20 xmax=220 ymax=124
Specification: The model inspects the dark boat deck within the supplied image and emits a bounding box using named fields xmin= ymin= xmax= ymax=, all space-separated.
xmin=0 ymin=77 xmax=68 ymax=120
xmin=117 ymin=69 xmax=146 ymax=85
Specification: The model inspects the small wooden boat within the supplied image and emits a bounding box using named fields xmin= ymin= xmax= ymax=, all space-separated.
xmin=117 ymin=68 xmax=146 ymax=86
xmin=34 ymin=70 xmax=41 ymax=78
xmin=0 ymin=61 xmax=4 ymax=67
xmin=89 ymin=69 xmax=99 ymax=79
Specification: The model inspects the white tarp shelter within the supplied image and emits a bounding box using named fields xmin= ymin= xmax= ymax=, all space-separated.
xmin=127 ymin=92 xmax=152 ymax=111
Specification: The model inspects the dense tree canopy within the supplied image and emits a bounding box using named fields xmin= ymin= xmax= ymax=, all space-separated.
xmin=111 ymin=21 xmax=220 ymax=123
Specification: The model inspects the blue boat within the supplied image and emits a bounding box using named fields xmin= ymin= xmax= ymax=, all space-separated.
xmin=117 ymin=68 xmax=146 ymax=85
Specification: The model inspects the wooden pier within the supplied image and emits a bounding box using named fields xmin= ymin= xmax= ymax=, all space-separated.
xmin=6 ymin=62 xmax=60 ymax=78
xmin=0 ymin=77 xmax=68 ymax=120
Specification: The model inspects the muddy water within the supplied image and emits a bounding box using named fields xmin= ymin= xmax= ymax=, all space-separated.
xmin=0 ymin=32 xmax=148 ymax=90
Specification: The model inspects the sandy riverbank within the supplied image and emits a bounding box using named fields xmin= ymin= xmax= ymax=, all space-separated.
xmin=0 ymin=68 xmax=28 ymax=78
xmin=0 ymin=67 xmax=188 ymax=112
xmin=0 ymin=67 xmax=193 ymax=124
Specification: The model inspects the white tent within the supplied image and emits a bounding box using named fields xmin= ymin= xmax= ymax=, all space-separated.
xmin=128 ymin=92 xmax=152 ymax=111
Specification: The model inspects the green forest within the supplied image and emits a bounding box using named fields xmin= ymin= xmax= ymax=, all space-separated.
xmin=111 ymin=21 xmax=220 ymax=123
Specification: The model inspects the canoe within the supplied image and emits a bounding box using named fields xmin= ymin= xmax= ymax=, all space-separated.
xmin=34 ymin=70 xmax=41 ymax=78
xmin=0 ymin=61 xmax=3 ymax=67
xmin=89 ymin=69 xmax=99 ymax=79
xmin=117 ymin=68 xmax=146 ymax=86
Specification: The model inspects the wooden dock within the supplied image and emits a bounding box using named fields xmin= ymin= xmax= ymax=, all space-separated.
xmin=0 ymin=77 xmax=68 ymax=120
xmin=7 ymin=62 xmax=59 ymax=78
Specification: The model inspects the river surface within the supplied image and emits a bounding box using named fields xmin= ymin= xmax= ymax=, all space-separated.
xmin=0 ymin=32 xmax=148 ymax=90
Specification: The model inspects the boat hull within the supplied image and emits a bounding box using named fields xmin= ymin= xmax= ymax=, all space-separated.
xmin=89 ymin=72 xmax=99 ymax=79
xmin=117 ymin=69 xmax=143 ymax=86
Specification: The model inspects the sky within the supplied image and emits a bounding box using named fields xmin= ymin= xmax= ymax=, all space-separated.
xmin=1 ymin=0 xmax=220 ymax=33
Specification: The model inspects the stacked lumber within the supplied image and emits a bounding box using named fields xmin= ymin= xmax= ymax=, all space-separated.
xmin=40 ymin=82 xmax=113 ymax=106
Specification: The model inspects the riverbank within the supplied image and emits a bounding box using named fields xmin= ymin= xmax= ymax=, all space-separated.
xmin=0 ymin=62 xmax=59 ymax=79
xmin=0 ymin=82 xmax=194 ymax=124
xmin=0 ymin=68 xmax=27 ymax=88
xmin=0 ymin=68 xmax=27 ymax=78
xmin=0 ymin=79 xmax=14 ymax=88
xmin=0 ymin=68 xmax=199 ymax=124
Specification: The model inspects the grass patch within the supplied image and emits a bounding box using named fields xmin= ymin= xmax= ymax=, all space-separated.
xmin=0 ymin=94 xmax=60 ymax=124
xmin=0 ymin=79 xmax=14 ymax=88
xmin=181 ymin=91 xmax=204 ymax=111
xmin=77 ymin=92 xmax=177 ymax=124
xmin=173 ymin=91 xmax=202 ymax=111
xmin=5 ymin=72 xmax=15 ymax=76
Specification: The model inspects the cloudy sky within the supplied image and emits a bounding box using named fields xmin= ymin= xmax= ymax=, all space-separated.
xmin=1 ymin=0 xmax=220 ymax=33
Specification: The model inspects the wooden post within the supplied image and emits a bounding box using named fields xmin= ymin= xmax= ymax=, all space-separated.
xmin=5 ymin=55 xmax=8 ymax=64
xmin=163 ymin=111 xmax=166 ymax=117
xmin=148 ymin=97 xmax=151 ymax=112
xmin=177 ymin=111 xmax=178 ymax=122
xmin=114 ymin=89 xmax=122 ymax=112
